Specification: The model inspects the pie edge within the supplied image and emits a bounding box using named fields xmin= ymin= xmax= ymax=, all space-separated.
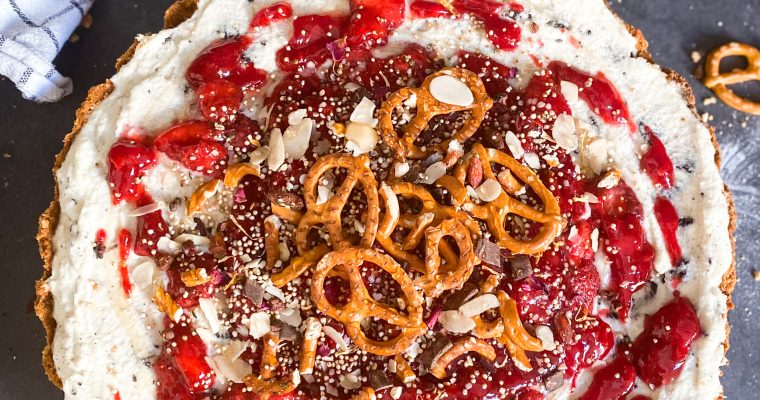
xmin=33 ymin=0 xmax=737 ymax=394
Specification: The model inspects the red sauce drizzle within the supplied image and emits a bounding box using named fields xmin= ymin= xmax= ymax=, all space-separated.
xmin=640 ymin=126 xmax=675 ymax=190
xmin=114 ymin=392 xmax=121 ymax=400
xmin=117 ymin=229 xmax=133 ymax=296
xmin=630 ymin=295 xmax=700 ymax=387
xmin=654 ymin=196 xmax=683 ymax=265
xmin=95 ymin=229 xmax=107 ymax=248
xmin=548 ymin=61 xmax=637 ymax=133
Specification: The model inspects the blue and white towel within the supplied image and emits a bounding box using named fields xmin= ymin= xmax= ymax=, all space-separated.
xmin=0 ymin=0 xmax=95 ymax=102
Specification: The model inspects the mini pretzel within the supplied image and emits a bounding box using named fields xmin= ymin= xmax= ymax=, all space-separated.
xmin=296 ymin=154 xmax=379 ymax=255
xmin=271 ymin=244 xmax=330 ymax=288
xmin=299 ymin=317 xmax=322 ymax=375
xmin=378 ymin=182 xmax=479 ymax=273
xmin=351 ymin=388 xmax=377 ymax=400
xmin=442 ymin=143 xmax=565 ymax=254
xmin=187 ymin=163 xmax=261 ymax=215
xmin=497 ymin=333 xmax=532 ymax=372
xmin=244 ymin=333 xmax=297 ymax=399
xmin=414 ymin=219 xmax=477 ymax=298
xmin=496 ymin=290 xmax=543 ymax=352
xmin=377 ymin=67 xmax=494 ymax=160
xmin=311 ymin=247 xmax=427 ymax=356
xmin=264 ymin=217 xmax=280 ymax=269
xmin=704 ymin=42 xmax=760 ymax=115
xmin=430 ymin=337 xmax=496 ymax=379
xmin=393 ymin=355 xmax=416 ymax=383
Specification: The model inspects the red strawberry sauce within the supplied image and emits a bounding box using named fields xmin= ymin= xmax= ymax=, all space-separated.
xmin=100 ymin=2 xmax=696 ymax=399
xmin=117 ymin=229 xmax=133 ymax=296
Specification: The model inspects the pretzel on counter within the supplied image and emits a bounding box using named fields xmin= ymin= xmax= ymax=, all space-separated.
xmin=429 ymin=337 xmax=496 ymax=379
xmin=295 ymin=154 xmax=379 ymax=255
xmin=310 ymin=247 xmax=427 ymax=356
xmin=378 ymin=182 xmax=479 ymax=274
xmin=244 ymin=333 xmax=297 ymax=399
xmin=439 ymin=143 xmax=565 ymax=254
xmin=704 ymin=42 xmax=760 ymax=115
xmin=377 ymin=67 xmax=494 ymax=160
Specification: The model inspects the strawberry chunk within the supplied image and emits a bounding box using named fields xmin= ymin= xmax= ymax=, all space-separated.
xmin=155 ymin=355 xmax=199 ymax=400
xmin=164 ymin=322 xmax=215 ymax=394
xmin=154 ymin=121 xmax=228 ymax=177
xmin=134 ymin=210 xmax=169 ymax=256
xmin=107 ymin=140 xmax=156 ymax=206
xmin=577 ymin=355 xmax=636 ymax=400
xmin=197 ymin=80 xmax=244 ymax=125
xmin=186 ymin=37 xmax=266 ymax=91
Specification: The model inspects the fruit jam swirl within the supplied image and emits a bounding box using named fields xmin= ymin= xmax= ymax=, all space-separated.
xmin=102 ymin=1 xmax=698 ymax=399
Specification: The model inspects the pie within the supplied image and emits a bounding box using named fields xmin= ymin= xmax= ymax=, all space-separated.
xmin=36 ymin=0 xmax=736 ymax=399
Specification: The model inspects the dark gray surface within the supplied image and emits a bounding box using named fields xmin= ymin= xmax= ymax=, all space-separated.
xmin=0 ymin=1 xmax=757 ymax=399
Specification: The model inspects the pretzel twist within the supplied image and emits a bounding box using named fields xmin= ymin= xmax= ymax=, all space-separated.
xmin=704 ymin=42 xmax=760 ymax=115
xmin=430 ymin=337 xmax=496 ymax=379
xmin=311 ymin=247 xmax=426 ymax=356
xmin=296 ymin=154 xmax=379 ymax=255
xmin=440 ymin=143 xmax=565 ymax=254
xmin=378 ymin=182 xmax=479 ymax=273
xmin=414 ymin=219 xmax=477 ymax=298
xmin=377 ymin=67 xmax=494 ymax=160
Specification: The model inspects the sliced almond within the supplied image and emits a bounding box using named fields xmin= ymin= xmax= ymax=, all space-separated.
xmin=475 ymin=179 xmax=503 ymax=203
xmin=130 ymin=260 xmax=156 ymax=289
xmin=459 ymin=294 xmax=499 ymax=317
xmin=420 ymin=161 xmax=447 ymax=184
xmin=523 ymin=152 xmax=541 ymax=170
xmin=560 ymin=81 xmax=579 ymax=104
xmin=208 ymin=355 xmax=252 ymax=383
xmin=535 ymin=325 xmax=556 ymax=351
xmin=438 ymin=310 xmax=476 ymax=333
xmin=198 ymin=297 xmax=220 ymax=334
xmin=504 ymin=131 xmax=525 ymax=159
xmin=283 ymin=117 xmax=313 ymax=159
xmin=586 ymin=138 xmax=609 ymax=175
xmin=288 ymin=108 xmax=308 ymax=125
xmin=128 ymin=202 xmax=163 ymax=217
xmin=393 ymin=162 xmax=410 ymax=177
xmin=323 ymin=325 xmax=349 ymax=351
xmin=248 ymin=312 xmax=271 ymax=339
xmin=279 ymin=307 xmax=302 ymax=327
xmin=350 ymin=97 xmax=378 ymax=127
xmin=345 ymin=122 xmax=379 ymax=155
xmin=597 ymin=169 xmax=621 ymax=189
xmin=552 ymin=114 xmax=578 ymax=151
xmin=429 ymin=75 xmax=474 ymax=106
xmin=249 ymin=145 xmax=270 ymax=165
xmin=267 ymin=128 xmax=286 ymax=171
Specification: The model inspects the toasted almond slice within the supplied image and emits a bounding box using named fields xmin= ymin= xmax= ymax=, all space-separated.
xmin=534 ymin=325 xmax=556 ymax=351
xmin=560 ymin=81 xmax=579 ymax=103
xmin=267 ymin=128 xmax=286 ymax=170
xmin=459 ymin=294 xmax=500 ymax=317
xmin=283 ymin=117 xmax=313 ymax=159
xmin=429 ymin=75 xmax=474 ymax=106
xmin=345 ymin=122 xmax=379 ymax=155
xmin=552 ymin=113 xmax=578 ymax=151
xmin=350 ymin=97 xmax=378 ymax=127
xmin=249 ymin=311 xmax=271 ymax=339
xmin=249 ymin=145 xmax=270 ymax=165
xmin=598 ymin=168 xmax=621 ymax=189
xmin=438 ymin=310 xmax=476 ymax=333
xmin=475 ymin=179 xmax=503 ymax=202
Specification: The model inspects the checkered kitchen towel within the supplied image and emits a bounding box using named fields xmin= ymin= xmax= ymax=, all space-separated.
xmin=0 ymin=0 xmax=95 ymax=102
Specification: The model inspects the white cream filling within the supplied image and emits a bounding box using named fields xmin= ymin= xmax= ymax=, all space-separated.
xmin=47 ymin=0 xmax=732 ymax=399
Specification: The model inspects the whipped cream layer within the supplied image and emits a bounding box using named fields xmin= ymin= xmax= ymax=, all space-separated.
xmin=46 ymin=0 xmax=732 ymax=399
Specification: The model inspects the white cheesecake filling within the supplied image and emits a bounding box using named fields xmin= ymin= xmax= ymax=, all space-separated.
xmin=46 ymin=0 xmax=732 ymax=399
